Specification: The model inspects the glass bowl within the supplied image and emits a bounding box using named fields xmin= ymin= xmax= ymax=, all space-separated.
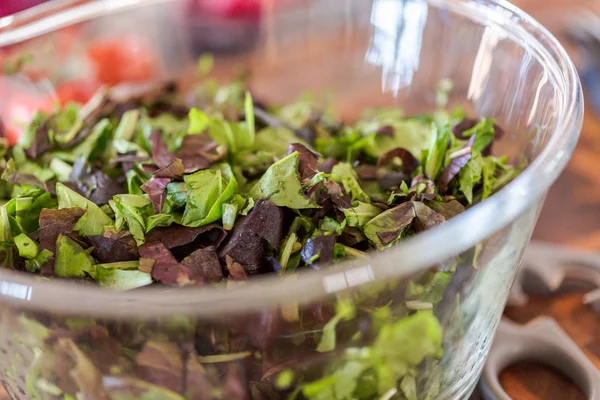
xmin=0 ymin=0 xmax=583 ymax=399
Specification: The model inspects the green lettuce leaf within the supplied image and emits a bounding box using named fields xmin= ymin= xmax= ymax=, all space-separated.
xmin=181 ymin=164 xmax=238 ymax=227
xmin=145 ymin=113 xmax=189 ymax=152
xmin=249 ymin=152 xmax=319 ymax=209
xmin=356 ymin=110 xmax=431 ymax=159
xmin=221 ymin=202 xmax=238 ymax=231
xmin=25 ymin=248 xmax=53 ymax=273
xmin=459 ymin=152 xmax=483 ymax=204
xmin=181 ymin=165 xmax=224 ymax=224
xmin=372 ymin=310 xmax=442 ymax=394
xmin=303 ymin=310 xmax=442 ymax=400
xmin=188 ymin=107 xmax=254 ymax=153
xmin=14 ymin=233 xmax=39 ymax=259
xmin=15 ymin=191 xmax=56 ymax=233
xmin=109 ymin=194 xmax=153 ymax=246
xmin=481 ymin=156 xmax=497 ymax=201
xmin=7 ymin=147 xmax=55 ymax=183
xmin=330 ymin=163 xmax=371 ymax=203
xmin=460 ymin=118 xmax=496 ymax=153
xmin=146 ymin=214 xmax=175 ymax=232
xmin=363 ymin=202 xmax=415 ymax=250
xmin=400 ymin=375 xmax=417 ymax=400
xmin=342 ymin=202 xmax=382 ymax=228
xmin=406 ymin=271 xmax=452 ymax=306
xmin=115 ymin=109 xmax=141 ymax=142
xmin=317 ymin=299 xmax=356 ymax=353
xmin=254 ymin=127 xmax=309 ymax=159
xmin=72 ymin=118 xmax=112 ymax=160
xmin=54 ymin=234 xmax=95 ymax=279
xmin=244 ymin=92 xmax=256 ymax=139
xmin=56 ymin=183 xmax=112 ymax=236
xmin=319 ymin=217 xmax=346 ymax=236
xmin=18 ymin=111 xmax=48 ymax=150
xmin=49 ymin=158 xmax=73 ymax=182
xmin=96 ymin=265 xmax=153 ymax=291
xmin=423 ymin=122 xmax=451 ymax=180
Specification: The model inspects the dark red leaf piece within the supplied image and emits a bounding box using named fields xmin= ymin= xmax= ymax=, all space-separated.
xmin=150 ymin=130 xmax=222 ymax=173
xmin=249 ymin=382 xmax=280 ymax=400
xmin=377 ymin=231 xmax=402 ymax=245
xmin=356 ymin=165 xmax=379 ymax=180
xmin=186 ymin=357 xmax=214 ymax=400
xmin=139 ymin=241 xmax=197 ymax=286
xmin=412 ymin=201 xmax=446 ymax=232
xmin=37 ymin=208 xmax=86 ymax=275
xmin=246 ymin=309 xmax=281 ymax=351
xmin=377 ymin=147 xmax=419 ymax=176
xmin=426 ymin=199 xmax=466 ymax=219
xmin=452 ymin=118 xmax=478 ymax=139
xmin=301 ymin=235 xmax=336 ymax=265
xmin=225 ymin=255 xmax=249 ymax=280
xmin=318 ymin=158 xmax=339 ymax=174
xmin=219 ymin=200 xmax=284 ymax=269
xmin=141 ymin=177 xmax=170 ymax=214
xmin=89 ymin=172 xmax=123 ymax=205
xmin=135 ymin=341 xmax=184 ymax=394
xmin=69 ymin=158 xmax=123 ymax=205
xmin=375 ymin=125 xmax=395 ymax=137
xmin=25 ymin=120 xmax=52 ymax=158
xmin=150 ymin=130 xmax=177 ymax=169
xmin=241 ymin=199 xmax=285 ymax=250
xmin=221 ymin=363 xmax=248 ymax=400
xmin=87 ymin=236 xmax=138 ymax=263
xmin=378 ymin=171 xmax=407 ymax=189
xmin=339 ymin=226 xmax=367 ymax=247
xmin=438 ymin=134 xmax=476 ymax=194
xmin=286 ymin=143 xmax=320 ymax=180
xmin=153 ymin=158 xmax=185 ymax=179
xmin=145 ymin=224 xmax=228 ymax=251
xmin=176 ymin=134 xmax=225 ymax=173
xmin=110 ymin=154 xmax=150 ymax=165
xmin=219 ymin=230 xmax=265 ymax=274
xmin=181 ymin=246 xmax=223 ymax=283
xmin=374 ymin=201 xmax=415 ymax=245
xmin=325 ymin=180 xmax=351 ymax=209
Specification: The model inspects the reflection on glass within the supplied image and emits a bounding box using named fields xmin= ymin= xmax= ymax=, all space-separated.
xmin=468 ymin=26 xmax=506 ymax=102
xmin=366 ymin=0 xmax=428 ymax=93
xmin=323 ymin=265 xmax=374 ymax=293
xmin=0 ymin=281 xmax=32 ymax=300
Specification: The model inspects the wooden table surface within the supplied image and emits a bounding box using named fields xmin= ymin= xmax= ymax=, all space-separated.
xmin=1 ymin=1 xmax=599 ymax=400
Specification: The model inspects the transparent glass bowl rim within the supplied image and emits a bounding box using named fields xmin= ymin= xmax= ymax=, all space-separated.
xmin=0 ymin=0 xmax=583 ymax=318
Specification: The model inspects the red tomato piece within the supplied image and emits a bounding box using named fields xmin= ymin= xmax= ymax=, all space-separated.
xmin=55 ymin=79 xmax=100 ymax=105
xmin=198 ymin=0 xmax=261 ymax=19
xmin=0 ymin=78 xmax=52 ymax=145
xmin=87 ymin=38 xmax=157 ymax=85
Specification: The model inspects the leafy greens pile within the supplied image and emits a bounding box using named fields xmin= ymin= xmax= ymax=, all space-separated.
xmin=0 ymin=76 xmax=518 ymax=400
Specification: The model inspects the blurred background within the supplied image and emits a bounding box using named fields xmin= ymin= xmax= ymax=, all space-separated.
xmin=1 ymin=1 xmax=599 ymax=399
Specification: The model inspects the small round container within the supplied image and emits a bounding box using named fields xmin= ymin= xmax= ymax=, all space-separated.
xmin=0 ymin=0 xmax=583 ymax=399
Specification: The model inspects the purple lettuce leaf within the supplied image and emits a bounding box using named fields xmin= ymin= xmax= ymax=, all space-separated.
xmin=300 ymin=235 xmax=336 ymax=265
xmin=181 ymin=246 xmax=223 ymax=283
xmin=285 ymin=143 xmax=319 ymax=180
xmin=141 ymin=177 xmax=171 ymax=214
